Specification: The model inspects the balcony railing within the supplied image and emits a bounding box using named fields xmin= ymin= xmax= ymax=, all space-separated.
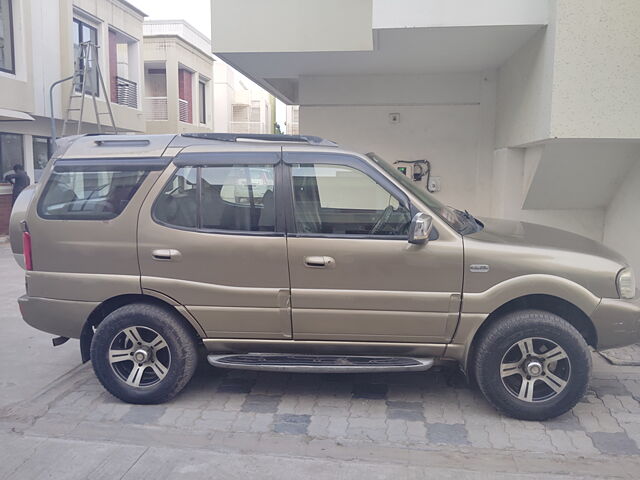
xmin=179 ymin=98 xmax=191 ymax=123
xmin=115 ymin=76 xmax=138 ymax=109
xmin=230 ymin=121 xmax=265 ymax=134
xmin=144 ymin=97 xmax=168 ymax=121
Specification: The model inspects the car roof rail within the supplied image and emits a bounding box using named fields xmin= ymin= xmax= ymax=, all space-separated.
xmin=181 ymin=132 xmax=338 ymax=147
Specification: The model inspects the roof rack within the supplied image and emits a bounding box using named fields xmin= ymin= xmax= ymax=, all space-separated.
xmin=181 ymin=132 xmax=338 ymax=147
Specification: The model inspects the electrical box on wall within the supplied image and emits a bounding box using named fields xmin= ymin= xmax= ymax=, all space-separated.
xmin=428 ymin=176 xmax=442 ymax=193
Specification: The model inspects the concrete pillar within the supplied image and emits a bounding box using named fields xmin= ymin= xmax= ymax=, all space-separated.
xmin=491 ymin=147 xmax=525 ymax=219
xmin=166 ymin=54 xmax=179 ymax=127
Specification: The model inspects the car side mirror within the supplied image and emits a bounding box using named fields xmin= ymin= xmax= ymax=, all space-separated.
xmin=408 ymin=213 xmax=433 ymax=244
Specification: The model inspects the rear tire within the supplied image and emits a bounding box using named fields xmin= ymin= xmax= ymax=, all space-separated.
xmin=474 ymin=310 xmax=591 ymax=421
xmin=90 ymin=303 xmax=198 ymax=404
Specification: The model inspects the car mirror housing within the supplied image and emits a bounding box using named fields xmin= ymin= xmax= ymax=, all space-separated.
xmin=408 ymin=213 xmax=433 ymax=244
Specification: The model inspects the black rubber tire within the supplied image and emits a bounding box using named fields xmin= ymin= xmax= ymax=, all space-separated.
xmin=474 ymin=309 xmax=591 ymax=421
xmin=90 ymin=303 xmax=199 ymax=404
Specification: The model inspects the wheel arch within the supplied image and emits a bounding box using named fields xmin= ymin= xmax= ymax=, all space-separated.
xmin=462 ymin=294 xmax=597 ymax=379
xmin=80 ymin=293 xmax=204 ymax=363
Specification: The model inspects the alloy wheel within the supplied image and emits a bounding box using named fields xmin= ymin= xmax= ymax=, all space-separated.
xmin=500 ymin=337 xmax=571 ymax=402
xmin=108 ymin=326 xmax=171 ymax=388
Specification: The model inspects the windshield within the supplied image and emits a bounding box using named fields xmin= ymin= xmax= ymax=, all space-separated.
xmin=366 ymin=153 xmax=482 ymax=235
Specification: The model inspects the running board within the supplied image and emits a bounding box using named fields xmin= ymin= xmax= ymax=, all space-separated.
xmin=207 ymin=353 xmax=434 ymax=373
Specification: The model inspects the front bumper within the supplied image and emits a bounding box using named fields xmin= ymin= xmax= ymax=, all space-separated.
xmin=591 ymin=293 xmax=640 ymax=350
xmin=18 ymin=295 xmax=99 ymax=339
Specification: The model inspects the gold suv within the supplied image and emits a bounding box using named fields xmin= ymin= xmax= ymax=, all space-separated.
xmin=10 ymin=133 xmax=639 ymax=420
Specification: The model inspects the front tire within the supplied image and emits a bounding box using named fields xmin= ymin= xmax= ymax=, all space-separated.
xmin=474 ymin=310 xmax=591 ymax=421
xmin=90 ymin=303 xmax=198 ymax=404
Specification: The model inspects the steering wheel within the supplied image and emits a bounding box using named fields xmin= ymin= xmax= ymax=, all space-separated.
xmin=369 ymin=205 xmax=394 ymax=235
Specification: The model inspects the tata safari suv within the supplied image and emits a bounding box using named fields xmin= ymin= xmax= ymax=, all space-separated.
xmin=9 ymin=133 xmax=640 ymax=420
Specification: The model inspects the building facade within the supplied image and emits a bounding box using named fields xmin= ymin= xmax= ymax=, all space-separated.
xmin=143 ymin=20 xmax=214 ymax=134
xmin=210 ymin=0 xmax=640 ymax=277
xmin=0 ymin=0 xmax=146 ymax=233
xmin=213 ymin=55 xmax=275 ymax=135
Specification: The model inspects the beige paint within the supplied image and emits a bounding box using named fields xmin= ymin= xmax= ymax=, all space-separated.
xmin=143 ymin=35 xmax=214 ymax=134
xmin=0 ymin=0 xmax=34 ymax=114
xmin=9 ymin=134 xmax=640 ymax=370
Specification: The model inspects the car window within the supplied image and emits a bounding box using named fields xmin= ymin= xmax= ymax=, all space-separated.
xmin=201 ymin=165 xmax=275 ymax=231
xmin=38 ymin=166 xmax=148 ymax=220
xmin=154 ymin=167 xmax=198 ymax=228
xmin=291 ymin=163 xmax=411 ymax=236
xmin=154 ymin=164 xmax=276 ymax=232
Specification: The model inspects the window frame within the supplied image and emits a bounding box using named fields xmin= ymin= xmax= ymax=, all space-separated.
xmin=198 ymin=80 xmax=206 ymax=124
xmin=0 ymin=0 xmax=15 ymax=74
xmin=0 ymin=131 xmax=23 ymax=180
xmin=282 ymin=152 xmax=413 ymax=240
xmin=152 ymin=152 xmax=285 ymax=237
xmin=73 ymin=17 xmax=99 ymax=96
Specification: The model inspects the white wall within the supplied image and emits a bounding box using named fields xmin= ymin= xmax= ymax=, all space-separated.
xmin=550 ymin=0 xmax=640 ymax=140
xmin=301 ymin=103 xmax=493 ymax=215
xmin=495 ymin=25 xmax=554 ymax=147
xmin=211 ymin=0 xmax=373 ymax=53
xmin=491 ymin=147 xmax=606 ymax=241
xmin=604 ymin=160 xmax=640 ymax=277
xmin=372 ymin=0 xmax=548 ymax=29
xmin=299 ymin=73 xmax=482 ymax=106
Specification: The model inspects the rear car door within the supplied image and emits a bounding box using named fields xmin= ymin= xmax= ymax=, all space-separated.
xmin=138 ymin=146 xmax=291 ymax=339
xmin=283 ymin=149 xmax=463 ymax=344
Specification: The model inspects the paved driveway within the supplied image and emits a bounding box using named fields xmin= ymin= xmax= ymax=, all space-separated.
xmin=1 ymin=243 xmax=639 ymax=478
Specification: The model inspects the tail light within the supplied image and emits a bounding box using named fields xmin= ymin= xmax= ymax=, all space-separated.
xmin=23 ymin=231 xmax=33 ymax=271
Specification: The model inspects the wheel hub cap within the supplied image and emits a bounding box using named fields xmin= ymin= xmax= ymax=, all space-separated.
xmin=525 ymin=359 xmax=543 ymax=377
xmin=133 ymin=347 xmax=152 ymax=363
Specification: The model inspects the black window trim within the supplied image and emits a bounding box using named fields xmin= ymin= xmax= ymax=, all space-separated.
xmin=53 ymin=156 xmax=170 ymax=171
xmin=0 ymin=0 xmax=16 ymax=75
xmin=151 ymin=158 xmax=285 ymax=237
xmin=173 ymin=151 xmax=280 ymax=167
xmin=282 ymin=152 xmax=413 ymax=240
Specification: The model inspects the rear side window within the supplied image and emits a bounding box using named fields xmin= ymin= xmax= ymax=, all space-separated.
xmin=38 ymin=167 xmax=148 ymax=220
xmin=154 ymin=165 xmax=276 ymax=232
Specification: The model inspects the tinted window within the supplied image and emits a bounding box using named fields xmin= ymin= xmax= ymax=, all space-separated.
xmin=154 ymin=165 xmax=276 ymax=232
xmin=38 ymin=167 xmax=148 ymax=220
xmin=291 ymin=164 xmax=411 ymax=236
xmin=0 ymin=0 xmax=15 ymax=74
xmin=153 ymin=167 xmax=198 ymax=228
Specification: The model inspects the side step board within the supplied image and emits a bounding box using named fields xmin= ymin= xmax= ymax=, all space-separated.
xmin=207 ymin=353 xmax=434 ymax=373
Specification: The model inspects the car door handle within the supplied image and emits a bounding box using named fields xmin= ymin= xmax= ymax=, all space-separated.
xmin=152 ymin=249 xmax=182 ymax=261
xmin=304 ymin=256 xmax=335 ymax=268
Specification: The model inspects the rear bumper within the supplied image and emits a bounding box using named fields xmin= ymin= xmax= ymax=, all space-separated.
xmin=591 ymin=294 xmax=640 ymax=350
xmin=18 ymin=295 xmax=98 ymax=339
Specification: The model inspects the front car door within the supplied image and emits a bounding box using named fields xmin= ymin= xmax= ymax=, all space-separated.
xmin=283 ymin=149 xmax=463 ymax=344
xmin=138 ymin=145 xmax=291 ymax=339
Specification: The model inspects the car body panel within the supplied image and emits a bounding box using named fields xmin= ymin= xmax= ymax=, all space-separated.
xmin=282 ymin=147 xmax=464 ymax=343
xmin=7 ymin=133 xmax=639 ymax=373
xmin=464 ymin=218 xmax=625 ymax=299
xmin=137 ymin=148 xmax=292 ymax=339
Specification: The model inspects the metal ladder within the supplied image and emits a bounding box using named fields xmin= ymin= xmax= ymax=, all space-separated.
xmin=60 ymin=41 xmax=118 ymax=137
